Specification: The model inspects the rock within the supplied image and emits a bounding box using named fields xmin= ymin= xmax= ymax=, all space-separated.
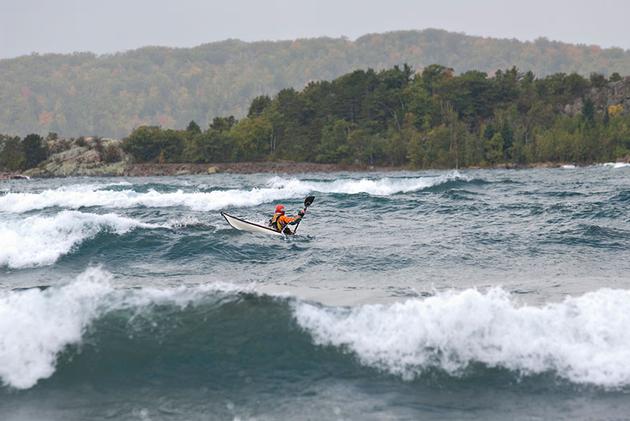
xmin=566 ymin=77 xmax=630 ymax=116
xmin=23 ymin=141 xmax=130 ymax=177
xmin=79 ymin=149 xmax=101 ymax=164
xmin=207 ymin=166 xmax=218 ymax=174
xmin=52 ymin=146 xmax=89 ymax=162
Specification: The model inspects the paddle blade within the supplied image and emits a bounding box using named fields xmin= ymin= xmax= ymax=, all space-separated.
xmin=304 ymin=196 xmax=315 ymax=208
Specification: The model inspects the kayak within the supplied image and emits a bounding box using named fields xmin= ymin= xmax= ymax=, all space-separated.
xmin=220 ymin=196 xmax=315 ymax=237
xmin=221 ymin=211 xmax=284 ymax=236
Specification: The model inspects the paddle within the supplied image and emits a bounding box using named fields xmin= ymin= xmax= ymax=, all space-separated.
xmin=292 ymin=195 xmax=315 ymax=235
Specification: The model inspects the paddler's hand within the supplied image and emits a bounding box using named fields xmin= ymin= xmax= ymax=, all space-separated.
xmin=298 ymin=210 xmax=305 ymax=217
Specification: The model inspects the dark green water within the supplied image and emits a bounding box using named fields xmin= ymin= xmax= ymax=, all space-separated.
xmin=1 ymin=165 xmax=629 ymax=420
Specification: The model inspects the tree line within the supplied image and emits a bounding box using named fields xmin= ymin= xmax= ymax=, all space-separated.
xmin=1 ymin=64 xmax=629 ymax=171
xmin=121 ymin=64 xmax=630 ymax=168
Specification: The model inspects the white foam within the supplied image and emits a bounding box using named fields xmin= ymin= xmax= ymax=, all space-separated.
xmin=602 ymin=162 xmax=630 ymax=169
xmin=269 ymin=172 xmax=466 ymax=196
xmin=0 ymin=268 xmax=114 ymax=389
xmin=294 ymin=287 xmax=630 ymax=387
xmin=0 ymin=172 xmax=466 ymax=213
xmin=166 ymin=215 xmax=204 ymax=228
xmin=0 ymin=211 xmax=161 ymax=268
xmin=0 ymin=185 xmax=304 ymax=213
xmin=561 ymin=164 xmax=576 ymax=169
xmin=5 ymin=270 xmax=630 ymax=390
xmin=0 ymin=268 xmax=252 ymax=389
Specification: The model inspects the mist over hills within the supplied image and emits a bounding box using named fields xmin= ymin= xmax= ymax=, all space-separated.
xmin=2 ymin=28 xmax=629 ymax=138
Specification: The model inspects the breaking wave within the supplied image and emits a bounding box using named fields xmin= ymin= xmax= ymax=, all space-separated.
xmin=602 ymin=162 xmax=630 ymax=169
xmin=0 ymin=268 xmax=250 ymax=389
xmin=0 ymin=172 xmax=469 ymax=213
xmin=4 ymin=268 xmax=630 ymax=390
xmin=0 ymin=211 xmax=163 ymax=269
xmin=294 ymin=287 xmax=630 ymax=388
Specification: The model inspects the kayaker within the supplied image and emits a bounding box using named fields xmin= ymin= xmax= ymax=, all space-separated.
xmin=269 ymin=204 xmax=304 ymax=234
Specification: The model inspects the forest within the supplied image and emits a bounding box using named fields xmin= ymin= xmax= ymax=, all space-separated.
xmin=2 ymin=29 xmax=630 ymax=138
xmin=2 ymin=64 xmax=629 ymax=171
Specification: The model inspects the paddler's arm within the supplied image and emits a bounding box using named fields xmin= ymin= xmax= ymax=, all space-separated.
xmin=286 ymin=211 xmax=305 ymax=225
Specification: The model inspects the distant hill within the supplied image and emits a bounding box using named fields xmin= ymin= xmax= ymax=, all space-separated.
xmin=2 ymin=28 xmax=630 ymax=138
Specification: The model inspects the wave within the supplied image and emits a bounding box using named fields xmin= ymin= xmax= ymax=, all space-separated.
xmin=294 ymin=287 xmax=630 ymax=388
xmin=0 ymin=268 xmax=251 ymax=389
xmin=519 ymin=190 xmax=585 ymax=198
xmin=0 ymin=172 xmax=470 ymax=213
xmin=0 ymin=211 xmax=162 ymax=269
xmin=267 ymin=172 xmax=471 ymax=196
xmin=4 ymin=268 xmax=630 ymax=390
xmin=542 ymin=223 xmax=629 ymax=249
xmin=440 ymin=189 xmax=481 ymax=201
xmin=602 ymin=162 xmax=630 ymax=169
xmin=0 ymin=268 xmax=115 ymax=389
xmin=611 ymin=190 xmax=630 ymax=204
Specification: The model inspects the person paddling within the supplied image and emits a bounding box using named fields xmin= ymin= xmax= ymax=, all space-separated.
xmin=269 ymin=204 xmax=304 ymax=235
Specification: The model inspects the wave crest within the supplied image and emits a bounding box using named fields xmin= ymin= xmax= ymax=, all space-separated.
xmin=0 ymin=172 xmax=469 ymax=213
xmin=4 ymin=270 xmax=630 ymax=390
xmin=0 ymin=268 xmax=252 ymax=389
xmin=0 ymin=268 xmax=113 ymax=389
xmin=0 ymin=211 xmax=161 ymax=268
xmin=294 ymin=287 xmax=630 ymax=387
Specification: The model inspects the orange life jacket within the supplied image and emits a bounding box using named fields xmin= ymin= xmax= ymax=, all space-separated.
xmin=269 ymin=213 xmax=297 ymax=232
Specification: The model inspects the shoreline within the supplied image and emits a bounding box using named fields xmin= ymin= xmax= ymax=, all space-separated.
xmin=122 ymin=161 xmax=403 ymax=176
xmin=0 ymin=160 xmax=628 ymax=179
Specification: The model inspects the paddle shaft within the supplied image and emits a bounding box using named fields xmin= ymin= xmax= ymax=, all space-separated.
xmin=292 ymin=196 xmax=314 ymax=235
xmin=291 ymin=207 xmax=307 ymax=234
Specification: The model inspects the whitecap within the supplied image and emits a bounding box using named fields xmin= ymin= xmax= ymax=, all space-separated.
xmin=0 ymin=211 xmax=161 ymax=268
xmin=0 ymin=267 xmax=253 ymax=389
xmin=294 ymin=287 xmax=630 ymax=387
xmin=0 ymin=172 xmax=468 ymax=213
xmin=602 ymin=162 xmax=630 ymax=169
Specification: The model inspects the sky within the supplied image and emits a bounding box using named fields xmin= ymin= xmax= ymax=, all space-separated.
xmin=1 ymin=0 xmax=629 ymax=59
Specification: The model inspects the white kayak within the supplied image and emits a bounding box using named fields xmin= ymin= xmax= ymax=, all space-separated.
xmin=221 ymin=211 xmax=284 ymax=236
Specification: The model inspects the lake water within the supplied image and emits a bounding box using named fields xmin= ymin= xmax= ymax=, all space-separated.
xmin=1 ymin=165 xmax=629 ymax=420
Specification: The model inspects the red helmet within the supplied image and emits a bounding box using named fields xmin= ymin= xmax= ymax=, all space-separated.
xmin=275 ymin=204 xmax=285 ymax=214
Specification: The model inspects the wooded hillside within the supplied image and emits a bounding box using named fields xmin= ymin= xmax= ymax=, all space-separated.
xmin=2 ymin=29 xmax=630 ymax=138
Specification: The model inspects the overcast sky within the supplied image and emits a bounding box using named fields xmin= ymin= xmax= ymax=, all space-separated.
xmin=1 ymin=0 xmax=629 ymax=59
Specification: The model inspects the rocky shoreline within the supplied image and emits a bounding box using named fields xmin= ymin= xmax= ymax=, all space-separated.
xmin=121 ymin=161 xmax=398 ymax=176
xmin=3 ymin=160 xmax=628 ymax=180
xmin=0 ymin=162 xmax=399 ymax=179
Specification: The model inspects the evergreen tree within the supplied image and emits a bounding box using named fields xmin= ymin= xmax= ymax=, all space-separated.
xmin=582 ymin=98 xmax=595 ymax=126
xmin=248 ymin=96 xmax=272 ymax=117
xmin=21 ymin=134 xmax=48 ymax=168
xmin=0 ymin=136 xmax=25 ymax=171
xmin=186 ymin=120 xmax=201 ymax=134
xmin=485 ymin=132 xmax=504 ymax=164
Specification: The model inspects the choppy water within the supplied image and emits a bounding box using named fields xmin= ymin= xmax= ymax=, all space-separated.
xmin=1 ymin=165 xmax=629 ymax=420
